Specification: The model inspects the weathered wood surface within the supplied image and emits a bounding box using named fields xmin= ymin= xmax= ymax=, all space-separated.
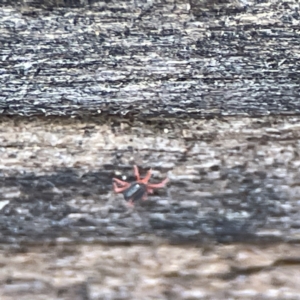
xmin=1 ymin=115 xmax=300 ymax=246
xmin=1 ymin=115 xmax=300 ymax=299
xmin=0 ymin=0 xmax=300 ymax=117
xmin=1 ymin=243 xmax=300 ymax=299
xmin=1 ymin=0 xmax=300 ymax=299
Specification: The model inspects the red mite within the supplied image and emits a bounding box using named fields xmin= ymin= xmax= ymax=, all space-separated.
xmin=112 ymin=165 xmax=169 ymax=206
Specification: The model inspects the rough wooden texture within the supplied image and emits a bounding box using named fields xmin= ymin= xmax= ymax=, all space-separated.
xmin=1 ymin=115 xmax=300 ymax=246
xmin=1 ymin=0 xmax=300 ymax=299
xmin=1 ymin=115 xmax=300 ymax=299
xmin=1 ymin=243 xmax=300 ymax=299
xmin=0 ymin=0 xmax=300 ymax=117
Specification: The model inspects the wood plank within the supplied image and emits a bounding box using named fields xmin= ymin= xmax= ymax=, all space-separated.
xmin=0 ymin=115 xmax=299 ymax=245
xmin=1 ymin=0 xmax=300 ymax=298
xmin=1 ymin=0 xmax=300 ymax=117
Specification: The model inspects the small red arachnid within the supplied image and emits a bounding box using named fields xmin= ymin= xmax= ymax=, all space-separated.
xmin=112 ymin=165 xmax=169 ymax=206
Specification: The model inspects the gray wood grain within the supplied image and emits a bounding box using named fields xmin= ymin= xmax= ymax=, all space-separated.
xmin=1 ymin=0 xmax=300 ymax=117
xmin=1 ymin=1 xmax=300 ymax=299
xmin=1 ymin=114 xmax=300 ymax=298
xmin=0 ymin=115 xmax=299 ymax=246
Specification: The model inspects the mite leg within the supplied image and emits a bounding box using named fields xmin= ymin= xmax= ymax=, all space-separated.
xmin=147 ymin=178 xmax=169 ymax=189
xmin=142 ymin=193 xmax=148 ymax=201
xmin=127 ymin=199 xmax=134 ymax=207
xmin=146 ymin=188 xmax=154 ymax=194
xmin=133 ymin=165 xmax=140 ymax=181
xmin=139 ymin=169 xmax=152 ymax=184
xmin=113 ymin=182 xmax=130 ymax=193
xmin=113 ymin=177 xmax=130 ymax=187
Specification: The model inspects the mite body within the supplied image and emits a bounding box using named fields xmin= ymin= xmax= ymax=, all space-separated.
xmin=112 ymin=165 xmax=169 ymax=206
xmin=122 ymin=182 xmax=147 ymax=203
